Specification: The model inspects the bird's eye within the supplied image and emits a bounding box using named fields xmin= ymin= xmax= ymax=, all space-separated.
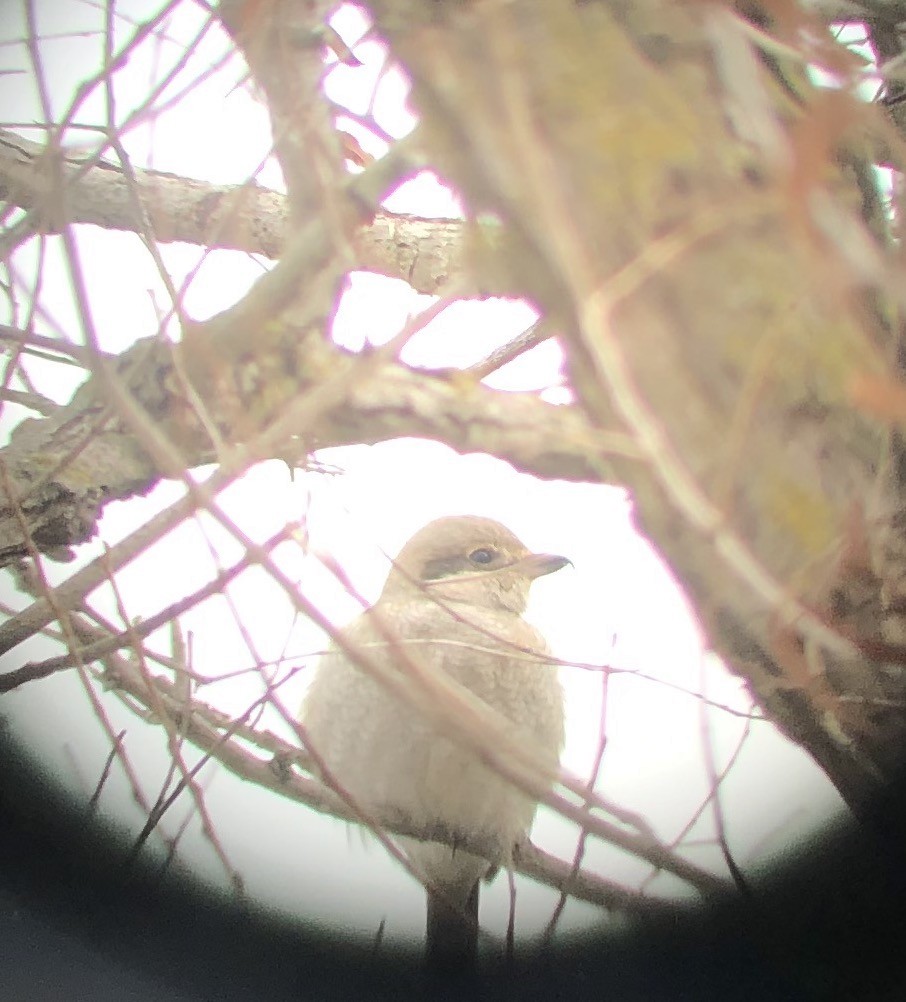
xmin=468 ymin=548 xmax=496 ymax=565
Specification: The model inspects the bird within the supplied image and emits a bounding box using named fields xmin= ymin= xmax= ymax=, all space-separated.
xmin=302 ymin=515 xmax=568 ymax=972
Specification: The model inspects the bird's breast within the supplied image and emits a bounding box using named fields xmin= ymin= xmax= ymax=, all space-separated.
xmin=303 ymin=596 xmax=564 ymax=857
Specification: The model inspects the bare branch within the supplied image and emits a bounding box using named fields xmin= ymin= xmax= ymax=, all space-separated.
xmin=0 ymin=127 xmax=471 ymax=294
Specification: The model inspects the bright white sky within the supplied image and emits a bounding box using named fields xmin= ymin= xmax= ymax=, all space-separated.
xmin=0 ymin=1 xmax=847 ymax=948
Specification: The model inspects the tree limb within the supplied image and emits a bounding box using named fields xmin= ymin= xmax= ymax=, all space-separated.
xmin=364 ymin=0 xmax=906 ymax=819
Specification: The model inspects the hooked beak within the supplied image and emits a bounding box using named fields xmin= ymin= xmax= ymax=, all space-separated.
xmin=518 ymin=553 xmax=572 ymax=580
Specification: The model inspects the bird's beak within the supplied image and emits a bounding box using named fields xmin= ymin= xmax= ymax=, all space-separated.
xmin=518 ymin=553 xmax=572 ymax=580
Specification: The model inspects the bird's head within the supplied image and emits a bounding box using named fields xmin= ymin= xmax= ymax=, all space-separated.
xmin=381 ymin=515 xmax=570 ymax=613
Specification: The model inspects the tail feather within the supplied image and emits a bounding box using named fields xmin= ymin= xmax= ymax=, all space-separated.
xmin=425 ymin=880 xmax=479 ymax=974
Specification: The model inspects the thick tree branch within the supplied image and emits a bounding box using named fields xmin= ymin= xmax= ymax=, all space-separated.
xmin=365 ymin=0 xmax=906 ymax=819
xmin=0 ymin=321 xmax=635 ymax=576
xmin=0 ymin=127 xmax=469 ymax=294
xmin=0 ymin=127 xmax=286 ymax=256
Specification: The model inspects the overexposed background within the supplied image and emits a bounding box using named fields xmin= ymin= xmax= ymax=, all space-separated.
xmin=0 ymin=1 xmax=846 ymax=948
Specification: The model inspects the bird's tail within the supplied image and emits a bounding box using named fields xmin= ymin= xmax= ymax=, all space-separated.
xmin=425 ymin=880 xmax=479 ymax=975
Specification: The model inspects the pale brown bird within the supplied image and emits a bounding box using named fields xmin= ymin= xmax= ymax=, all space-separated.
xmin=302 ymin=515 xmax=568 ymax=971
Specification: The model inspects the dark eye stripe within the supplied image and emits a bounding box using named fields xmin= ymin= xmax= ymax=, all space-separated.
xmin=421 ymin=555 xmax=470 ymax=581
xmin=420 ymin=547 xmax=501 ymax=581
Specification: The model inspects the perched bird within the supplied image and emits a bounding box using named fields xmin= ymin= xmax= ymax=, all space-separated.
xmin=302 ymin=515 xmax=568 ymax=971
